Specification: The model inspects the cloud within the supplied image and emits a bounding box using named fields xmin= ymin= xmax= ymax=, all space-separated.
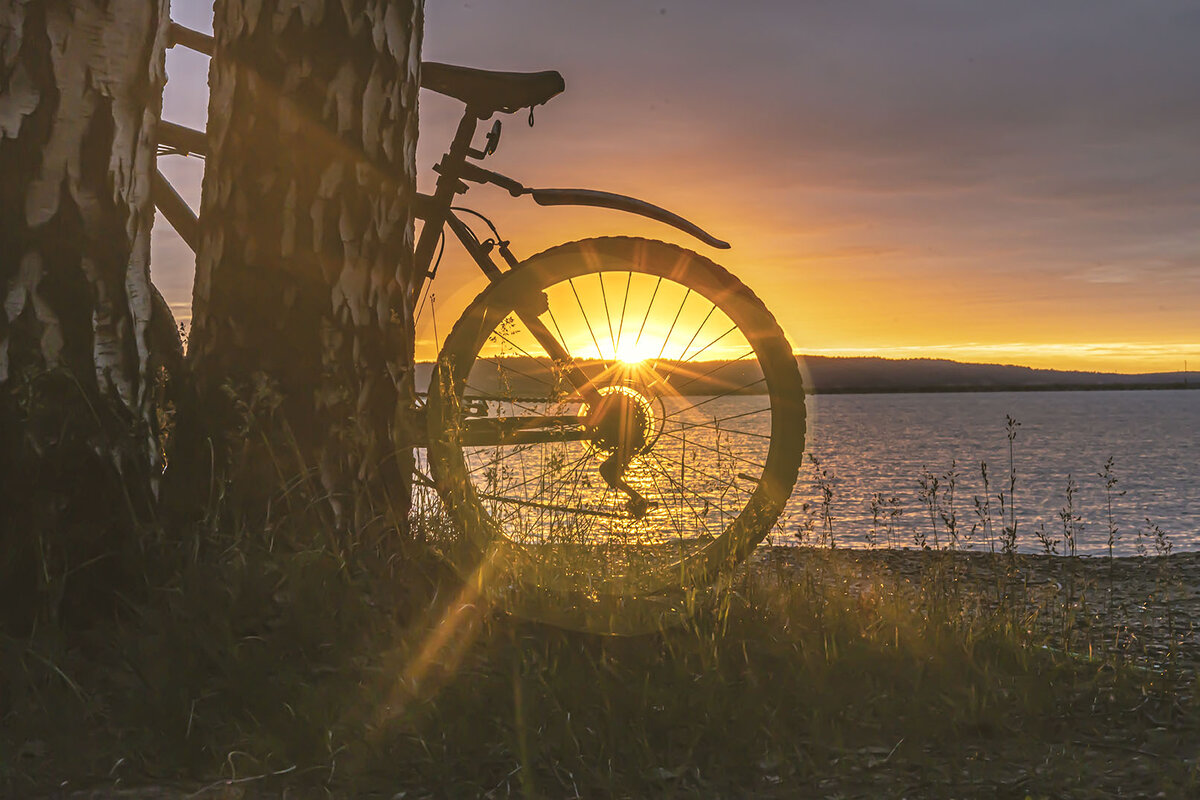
xmin=158 ymin=0 xmax=1200 ymax=371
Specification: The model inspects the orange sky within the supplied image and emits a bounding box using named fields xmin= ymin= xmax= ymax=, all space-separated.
xmin=154 ymin=1 xmax=1200 ymax=375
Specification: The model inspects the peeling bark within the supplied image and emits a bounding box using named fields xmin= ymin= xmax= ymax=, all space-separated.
xmin=188 ymin=0 xmax=422 ymax=531
xmin=0 ymin=0 xmax=170 ymax=630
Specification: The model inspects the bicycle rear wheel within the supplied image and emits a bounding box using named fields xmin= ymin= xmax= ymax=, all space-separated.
xmin=425 ymin=237 xmax=805 ymax=597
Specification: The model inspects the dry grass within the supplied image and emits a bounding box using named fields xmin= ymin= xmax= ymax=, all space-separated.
xmin=2 ymin=400 xmax=1198 ymax=798
xmin=3 ymin=530 xmax=1199 ymax=797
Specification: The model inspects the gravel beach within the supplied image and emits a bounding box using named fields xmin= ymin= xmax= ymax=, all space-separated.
xmin=751 ymin=546 xmax=1200 ymax=675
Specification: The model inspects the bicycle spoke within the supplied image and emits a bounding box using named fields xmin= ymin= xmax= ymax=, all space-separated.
xmin=662 ymin=410 xmax=772 ymax=441
xmin=614 ymin=271 xmax=632 ymax=354
xmin=666 ymin=417 xmax=772 ymax=440
xmin=577 ymin=485 xmax=614 ymax=542
xmin=657 ymin=429 xmax=766 ymax=471
xmin=478 ymin=446 xmax=593 ymax=497
xmin=545 ymin=303 xmax=571 ymax=353
xmin=653 ymin=288 xmax=691 ymax=364
xmin=643 ymin=450 xmax=720 ymax=538
xmin=665 ymin=346 xmax=755 ymax=394
xmin=642 ymin=463 xmax=685 ymax=540
xmin=658 ymin=436 xmax=750 ymax=522
xmin=465 ymin=439 xmax=548 ymax=476
xmin=675 ymin=405 xmax=774 ymax=427
xmin=598 ymin=272 xmax=617 ymax=357
xmin=633 ymin=276 xmax=663 ymax=349
xmin=649 ymin=446 xmax=747 ymax=497
xmin=552 ymin=446 xmax=600 ymax=533
xmin=482 ymin=354 xmax=556 ymax=391
xmin=663 ymin=376 xmax=768 ymax=419
xmin=568 ymin=277 xmax=604 ymax=361
xmin=647 ymin=448 xmax=738 ymax=531
xmin=668 ymin=323 xmax=740 ymax=374
xmin=675 ymin=302 xmax=718 ymax=363
xmin=486 ymin=321 xmax=546 ymax=362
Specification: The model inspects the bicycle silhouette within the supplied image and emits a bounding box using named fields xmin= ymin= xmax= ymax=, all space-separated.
xmin=155 ymin=25 xmax=806 ymax=603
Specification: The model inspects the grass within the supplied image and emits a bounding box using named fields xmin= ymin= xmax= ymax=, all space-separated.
xmin=4 ymin=537 xmax=1198 ymax=796
xmin=2 ymin=407 xmax=1199 ymax=797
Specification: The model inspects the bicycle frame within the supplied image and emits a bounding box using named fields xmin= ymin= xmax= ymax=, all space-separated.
xmin=152 ymin=23 xmax=731 ymax=445
xmin=154 ymin=23 xmax=727 ymax=284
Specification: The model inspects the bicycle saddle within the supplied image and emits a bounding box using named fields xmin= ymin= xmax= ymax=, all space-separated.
xmin=421 ymin=62 xmax=565 ymax=117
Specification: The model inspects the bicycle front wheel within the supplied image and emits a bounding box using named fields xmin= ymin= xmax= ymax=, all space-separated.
xmin=425 ymin=237 xmax=805 ymax=597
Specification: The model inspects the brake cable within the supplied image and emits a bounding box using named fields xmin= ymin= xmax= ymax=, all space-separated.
xmin=416 ymin=206 xmax=492 ymax=325
xmin=450 ymin=206 xmax=503 ymax=243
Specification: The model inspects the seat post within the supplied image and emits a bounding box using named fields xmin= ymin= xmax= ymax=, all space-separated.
xmin=412 ymin=108 xmax=482 ymax=296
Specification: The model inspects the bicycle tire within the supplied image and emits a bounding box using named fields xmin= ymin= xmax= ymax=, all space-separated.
xmin=425 ymin=236 xmax=805 ymax=597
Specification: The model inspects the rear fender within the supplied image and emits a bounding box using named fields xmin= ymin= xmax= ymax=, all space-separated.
xmin=528 ymin=188 xmax=730 ymax=250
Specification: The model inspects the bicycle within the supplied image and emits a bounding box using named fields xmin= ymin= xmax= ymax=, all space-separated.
xmin=155 ymin=26 xmax=807 ymax=608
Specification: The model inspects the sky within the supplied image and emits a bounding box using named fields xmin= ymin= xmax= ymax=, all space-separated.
xmin=155 ymin=0 xmax=1200 ymax=373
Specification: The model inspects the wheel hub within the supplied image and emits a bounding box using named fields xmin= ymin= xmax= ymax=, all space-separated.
xmin=584 ymin=385 xmax=656 ymax=455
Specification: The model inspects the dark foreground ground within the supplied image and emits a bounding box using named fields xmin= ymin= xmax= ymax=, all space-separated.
xmin=10 ymin=548 xmax=1200 ymax=799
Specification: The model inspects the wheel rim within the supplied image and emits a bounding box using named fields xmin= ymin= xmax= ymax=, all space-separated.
xmin=426 ymin=238 xmax=805 ymax=597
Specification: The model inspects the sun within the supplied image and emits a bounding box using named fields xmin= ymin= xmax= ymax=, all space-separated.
xmin=613 ymin=338 xmax=659 ymax=366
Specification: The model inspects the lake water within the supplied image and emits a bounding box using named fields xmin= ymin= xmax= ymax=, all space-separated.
xmin=784 ymin=390 xmax=1199 ymax=555
xmin=425 ymin=388 xmax=1199 ymax=561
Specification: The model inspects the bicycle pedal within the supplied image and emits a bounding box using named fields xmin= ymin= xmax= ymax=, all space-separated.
xmin=625 ymin=496 xmax=656 ymax=520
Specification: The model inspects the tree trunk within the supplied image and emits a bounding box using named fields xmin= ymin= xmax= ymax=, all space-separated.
xmin=0 ymin=0 xmax=170 ymax=631
xmin=188 ymin=1 xmax=422 ymax=534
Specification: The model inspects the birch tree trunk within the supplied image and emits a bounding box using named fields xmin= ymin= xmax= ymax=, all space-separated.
xmin=0 ymin=0 xmax=169 ymax=630
xmin=188 ymin=1 xmax=422 ymax=533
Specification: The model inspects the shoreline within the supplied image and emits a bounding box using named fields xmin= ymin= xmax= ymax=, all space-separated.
xmin=805 ymin=383 xmax=1199 ymax=395
xmin=750 ymin=546 xmax=1200 ymax=672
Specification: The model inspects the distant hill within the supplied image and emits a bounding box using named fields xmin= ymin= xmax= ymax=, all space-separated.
xmin=414 ymin=356 xmax=1197 ymax=396
xmin=797 ymin=355 xmax=1196 ymax=394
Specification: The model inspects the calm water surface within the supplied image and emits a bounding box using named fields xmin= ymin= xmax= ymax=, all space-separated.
xmin=424 ymin=388 xmax=1198 ymax=559
xmin=784 ymin=390 xmax=1199 ymax=555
